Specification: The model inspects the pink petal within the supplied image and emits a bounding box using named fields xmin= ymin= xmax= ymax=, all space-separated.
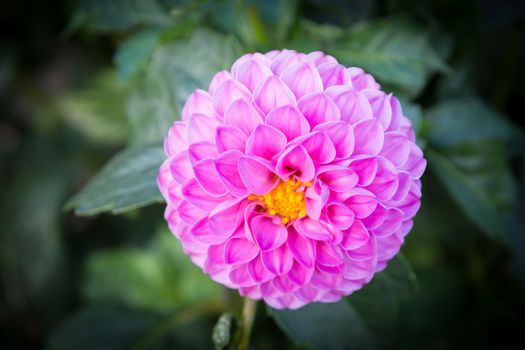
xmin=398 ymin=183 xmax=422 ymax=219
xmin=313 ymin=121 xmax=354 ymax=159
xmin=387 ymin=96 xmax=403 ymax=132
xmin=293 ymin=217 xmax=332 ymax=241
xmin=212 ymin=79 xmax=251 ymax=117
xmin=158 ymin=160 xmax=174 ymax=200
xmin=361 ymin=204 xmax=388 ymax=230
xmin=295 ymin=284 xmax=320 ymax=303
xmin=280 ymin=61 xmax=324 ymax=99
xmin=239 ymin=285 xmax=262 ymax=300
xmin=164 ymin=122 xmax=188 ymax=157
xmin=275 ymin=145 xmax=315 ymax=182
xmin=224 ymin=237 xmax=259 ymax=265
xmin=179 ymin=223 xmax=208 ymax=256
xmin=193 ymin=159 xmax=228 ymax=196
xmin=352 ymin=119 xmax=384 ymax=156
xmin=224 ymin=99 xmax=263 ymax=136
xmin=204 ymin=243 xmax=227 ymax=272
xmin=343 ymin=258 xmax=375 ymax=280
xmin=401 ymin=142 xmax=426 ymax=179
xmin=326 ymin=202 xmax=355 ymax=230
xmin=298 ymin=131 xmax=336 ymax=164
xmin=317 ymin=166 xmax=358 ymax=192
xmin=376 ymin=232 xmax=403 ymax=261
xmin=362 ymin=89 xmax=392 ymax=130
xmin=270 ymin=50 xmax=303 ymax=75
xmin=243 ymin=202 xmax=261 ymax=244
xmin=251 ymin=215 xmax=288 ymax=251
xmin=253 ymin=76 xmax=296 ymax=114
xmin=181 ymin=89 xmax=216 ymax=121
xmin=297 ymin=92 xmax=341 ymax=128
xmin=208 ymin=70 xmax=232 ymax=95
xmin=215 ymin=150 xmax=249 ymax=197
xmin=287 ymin=261 xmax=314 ymax=285
xmin=273 ymin=275 xmax=300 ymax=293
xmin=169 ymin=151 xmax=193 ymax=185
xmin=366 ymin=157 xmax=399 ymax=201
xmin=348 ymin=67 xmax=380 ymax=90
xmin=181 ymin=178 xmax=229 ymax=211
xmin=318 ymin=261 xmax=344 ymax=275
xmin=348 ymin=157 xmax=378 ymax=186
xmin=208 ymin=199 xmax=246 ymax=237
xmin=248 ymin=254 xmax=273 ymax=283
xmin=344 ymin=192 xmax=378 ymax=218
xmin=304 ymin=51 xmax=337 ymax=66
xmin=304 ymin=185 xmax=324 ymax=220
xmin=265 ymin=50 xmax=280 ymax=60
xmin=260 ymin=281 xmax=279 ymax=300
xmin=287 ymin=226 xmax=315 ymax=268
xmin=337 ymin=279 xmax=364 ymax=294
xmin=340 ymin=220 xmax=370 ymax=250
xmin=380 ymin=132 xmax=410 ymax=167
xmin=177 ymin=200 xmax=206 ymax=225
xmin=246 ymin=124 xmax=287 ymax=160
xmin=188 ymin=141 xmax=217 ymax=165
xmin=316 ymin=241 xmax=345 ymax=266
xmin=234 ymin=58 xmax=273 ymax=92
xmin=215 ymin=125 xmax=246 ymax=153
xmin=325 ymin=86 xmax=373 ymax=124
xmin=400 ymin=220 xmax=414 ymax=237
xmin=230 ymin=264 xmax=256 ymax=287
xmin=187 ymin=113 xmax=219 ymax=144
xmin=265 ymin=105 xmax=310 ymax=141
xmin=192 ymin=218 xmax=229 ymax=244
xmin=391 ymin=171 xmax=411 ymax=202
xmin=310 ymin=268 xmax=342 ymax=290
xmin=231 ymin=53 xmax=271 ymax=76
xmin=261 ymin=243 xmax=294 ymax=276
xmin=373 ymin=208 xmax=404 ymax=237
xmin=317 ymin=62 xmax=351 ymax=88
xmin=346 ymin=234 xmax=376 ymax=261
xmin=238 ymin=156 xmax=280 ymax=195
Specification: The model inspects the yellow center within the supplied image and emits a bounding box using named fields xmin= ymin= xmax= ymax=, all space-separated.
xmin=248 ymin=179 xmax=312 ymax=224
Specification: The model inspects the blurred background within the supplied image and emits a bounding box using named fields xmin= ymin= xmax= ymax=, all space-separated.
xmin=1 ymin=0 xmax=525 ymax=349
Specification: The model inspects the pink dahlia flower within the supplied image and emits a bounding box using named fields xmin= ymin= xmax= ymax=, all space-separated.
xmin=158 ymin=49 xmax=426 ymax=309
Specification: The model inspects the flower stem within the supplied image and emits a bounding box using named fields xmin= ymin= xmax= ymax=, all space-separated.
xmin=237 ymin=298 xmax=257 ymax=350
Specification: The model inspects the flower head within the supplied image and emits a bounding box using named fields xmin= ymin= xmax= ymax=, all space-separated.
xmin=158 ymin=50 xmax=426 ymax=309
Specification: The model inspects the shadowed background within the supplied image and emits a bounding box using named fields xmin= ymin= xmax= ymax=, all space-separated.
xmin=1 ymin=0 xmax=525 ymax=349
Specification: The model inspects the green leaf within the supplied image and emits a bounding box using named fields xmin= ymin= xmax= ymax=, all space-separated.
xmin=127 ymin=27 xmax=241 ymax=146
xmin=46 ymin=307 xmax=161 ymax=350
xmin=67 ymin=28 xmax=240 ymax=216
xmin=56 ymin=70 xmax=128 ymax=144
xmin=333 ymin=17 xmax=449 ymax=96
xmin=270 ymin=300 xmax=377 ymax=350
xmin=115 ymin=28 xmax=162 ymax=81
xmin=426 ymin=98 xmax=523 ymax=148
xmin=427 ymin=147 xmax=516 ymax=239
xmin=425 ymin=98 xmax=522 ymax=240
xmin=65 ymin=145 xmax=165 ymax=216
xmin=82 ymin=230 xmax=222 ymax=310
xmin=70 ymin=0 xmax=173 ymax=33
xmin=348 ymin=254 xmax=418 ymax=346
